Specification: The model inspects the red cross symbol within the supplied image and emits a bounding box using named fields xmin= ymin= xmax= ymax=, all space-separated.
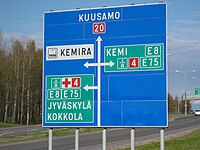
xmin=62 ymin=78 xmax=71 ymax=88
xmin=61 ymin=77 xmax=81 ymax=88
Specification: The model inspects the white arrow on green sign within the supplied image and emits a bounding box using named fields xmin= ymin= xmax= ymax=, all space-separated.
xmin=104 ymin=43 xmax=164 ymax=72
xmin=45 ymin=74 xmax=94 ymax=123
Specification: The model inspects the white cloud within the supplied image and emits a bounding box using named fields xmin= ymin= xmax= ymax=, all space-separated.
xmin=4 ymin=32 xmax=43 ymax=49
xmin=193 ymin=100 xmax=200 ymax=104
xmin=168 ymin=34 xmax=200 ymax=98
xmin=169 ymin=19 xmax=200 ymax=40
xmin=30 ymin=33 xmax=43 ymax=48
xmin=175 ymin=20 xmax=200 ymax=25
xmin=195 ymin=11 xmax=200 ymax=17
xmin=168 ymin=36 xmax=200 ymax=66
xmin=2 ymin=20 xmax=42 ymax=33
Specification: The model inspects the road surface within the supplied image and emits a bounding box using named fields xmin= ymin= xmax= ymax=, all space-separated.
xmin=0 ymin=116 xmax=200 ymax=150
xmin=0 ymin=125 xmax=46 ymax=137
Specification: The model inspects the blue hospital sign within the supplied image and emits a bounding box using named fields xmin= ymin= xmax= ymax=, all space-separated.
xmin=43 ymin=3 xmax=168 ymax=127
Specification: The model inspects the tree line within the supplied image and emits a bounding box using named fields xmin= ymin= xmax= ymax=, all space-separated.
xmin=0 ymin=32 xmax=191 ymax=125
xmin=168 ymin=93 xmax=191 ymax=114
xmin=0 ymin=33 xmax=42 ymax=125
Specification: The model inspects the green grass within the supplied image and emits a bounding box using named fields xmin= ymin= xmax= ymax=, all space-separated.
xmin=168 ymin=114 xmax=188 ymax=121
xmin=52 ymin=128 xmax=101 ymax=137
xmin=118 ymin=129 xmax=200 ymax=150
xmin=0 ymin=122 xmax=21 ymax=128
xmin=168 ymin=115 xmax=174 ymax=121
xmin=0 ymin=128 xmax=101 ymax=144
xmin=0 ymin=131 xmax=49 ymax=144
xmin=0 ymin=121 xmax=102 ymax=144
xmin=0 ymin=117 xmax=196 ymax=148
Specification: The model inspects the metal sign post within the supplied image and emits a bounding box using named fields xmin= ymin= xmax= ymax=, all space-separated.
xmin=75 ymin=128 xmax=79 ymax=150
xmin=43 ymin=2 xmax=167 ymax=149
xmin=43 ymin=2 xmax=167 ymax=128
xmin=160 ymin=128 xmax=165 ymax=150
xmin=102 ymin=128 xmax=107 ymax=150
xmin=131 ymin=128 xmax=135 ymax=150
xmin=49 ymin=128 xmax=53 ymax=150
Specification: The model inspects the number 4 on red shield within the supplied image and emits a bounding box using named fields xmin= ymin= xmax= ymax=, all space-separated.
xmin=72 ymin=77 xmax=81 ymax=88
xmin=129 ymin=58 xmax=139 ymax=68
xmin=62 ymin=77 xmax=81 ymax=88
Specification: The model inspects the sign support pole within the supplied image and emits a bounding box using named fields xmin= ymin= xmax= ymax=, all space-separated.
xmin=97 ymin=36 xmax=102 ymax=127
xmin=49 ymin=128 xmax=53 ymax=150
xmin=75 ymin=128 xmax=79 ymax=150
xmin=131 ymin=128 xmax=135 ymax=150
xmin=102 ymin=128 xmax=107 ymax=150
xmin=160 ymin=128 xmax=164 ymax=150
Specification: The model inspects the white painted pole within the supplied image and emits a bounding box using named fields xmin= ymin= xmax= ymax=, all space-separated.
xmin=97 ymin=36 xmax=102 ymax=127
xmin=131 ymin=128 xmax=135 ymax=150
xmin=75 ymin=128 xmax=79 ymax=150
xmin=49 ymin=128 xmax=53 ymax=150
xmin=160 ymin=128 xmax=164 ymax=150
xmin=102 ymin=128 xmax=107 ymax=150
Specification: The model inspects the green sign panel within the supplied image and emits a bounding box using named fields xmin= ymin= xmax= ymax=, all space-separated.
xmin=195 ymin=88 xmax=200 ymax=96
xmin=46 ymin=74 xmax=94 ymax=123
xmin=104 ymin=43 xmax=164 ymax=72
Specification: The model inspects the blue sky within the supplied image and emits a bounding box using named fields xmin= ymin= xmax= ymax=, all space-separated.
xmin=0 ymin=0 xmax=200 ymax=102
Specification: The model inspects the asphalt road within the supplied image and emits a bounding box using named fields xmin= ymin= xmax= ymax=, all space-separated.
xmin=0 ymin=125 xmax=47 ymax=137
xmin=0 ymin=116 xmax=200 ymax=150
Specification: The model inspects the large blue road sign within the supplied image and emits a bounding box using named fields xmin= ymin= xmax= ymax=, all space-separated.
xmin=43 ymin=3 xmax=168 ymax=127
